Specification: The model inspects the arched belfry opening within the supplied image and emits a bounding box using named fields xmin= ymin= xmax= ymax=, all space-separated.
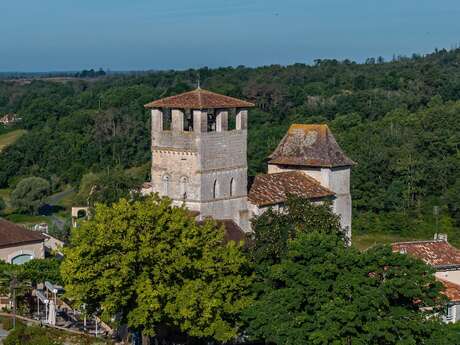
xmin=230 ymin=178 xmax=235 ymax=197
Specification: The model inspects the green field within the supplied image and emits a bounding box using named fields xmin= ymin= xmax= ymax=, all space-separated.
xmin=0 ymin=129 xmax=26 ymax=152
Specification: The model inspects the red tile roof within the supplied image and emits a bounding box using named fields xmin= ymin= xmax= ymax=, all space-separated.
xmin=437 ymin=278 xmax=460 ymax=302
xmin=144 ymin=88 xmax=255 ymax=109
xmin=248 ymin=171 xmax=335 ymax=207
xmin=198 ymin=218 xmax=246 ymax=244
xmin=0 ymin=218 xmax=45 ymax=248
xmin=391 ymin=240 xmax=460 ymax=267
xmin=268 ymin=124 xmax=356 ymax=168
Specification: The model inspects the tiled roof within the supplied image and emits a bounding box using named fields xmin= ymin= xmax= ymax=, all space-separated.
xmin=198 ymin=218 xmax=246 ymax=244
xmin=392 ymin=240 xmax=460 ymax=267
xmin=144 ymin=88 xmax=255 ymax=109
xmin=248 ymin=171 xmax=335 ymax=207
xmin=0 ymin=218 xmax=45 ymax=248
xmin=268 ymin=124 xmax=356 ymax=168
xmin=438 ymin=278 xmax=460 ymax=302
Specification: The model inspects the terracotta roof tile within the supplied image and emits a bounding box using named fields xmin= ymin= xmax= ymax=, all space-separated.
xmin=0 ymin=218 xmax=45 ymax=248
xmin=437 ymin=278 xmax=460 ymax=302
xmin=248 ymin=171 xmax=335 ymax=207
xmin=197 ymin=218 xmax=246 ymax=244
xmin=392 ymin=240 xmax=460 ymax=267
xmin=144 ymin=88 xmax=255 ymax=109
xmin=268 ymin=124 xmax=356 ymax=168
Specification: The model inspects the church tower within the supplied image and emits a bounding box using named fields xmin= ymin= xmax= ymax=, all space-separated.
xmin=144 ymin=88 xmax=255 ymax=231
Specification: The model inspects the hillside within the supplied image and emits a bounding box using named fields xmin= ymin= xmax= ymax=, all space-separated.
xmin=0 ymin=48 xmax=459 ymax=242
xmin=0 ymin=129 xmax=26 ymax=152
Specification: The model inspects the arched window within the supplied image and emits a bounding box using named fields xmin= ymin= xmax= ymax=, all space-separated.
xmin=180 ymin=176 xmax=188 ymax=200
xmin=162 ymin=174 xmax=170 ymax=196
xmin=213 ymin=180 xmax=219 ymax=199
xmin=230 ymin=178 xmax=235 ymax=197
xmin=11 ymin=254 xmax=33 ymax=265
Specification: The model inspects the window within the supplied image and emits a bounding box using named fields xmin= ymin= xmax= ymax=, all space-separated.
xmin=11 ymin=254 xmax=33 ymax=265
xmin=230 ymin=178 xmax=236 ymax=197
xmin=162 ymin=175 xmax=170 ymax=196
xmin=213 ymin=180 xmax=219 ymax=199
xmin=207 ymin=111 xmax=217 ymax=132
xmin=180 ymin=176 xmax=188 ymax=200
xmin=184 ymin=110 xmax=193 ymax=132
xmin=163 ymin=109 xmax=172 ymax=130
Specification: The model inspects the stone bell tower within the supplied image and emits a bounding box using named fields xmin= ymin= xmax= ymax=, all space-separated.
xmin=144 ymin=88 xmax=255 ymax=231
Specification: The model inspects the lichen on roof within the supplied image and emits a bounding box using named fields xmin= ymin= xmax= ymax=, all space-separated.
xmin=268 ymin=124 xmax=356 ymax=168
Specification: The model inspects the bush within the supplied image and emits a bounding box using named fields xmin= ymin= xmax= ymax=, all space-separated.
xmin=4 ymin=324 xmax=62 ymax=345
xmin=11 ymin=177 xmax=50 ymax=214
xmin=0 ymin=317 xmax=14 ymax=331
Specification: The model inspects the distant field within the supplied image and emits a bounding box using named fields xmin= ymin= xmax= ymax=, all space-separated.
xmin=0 ymin=129 xmax=26 ymax=152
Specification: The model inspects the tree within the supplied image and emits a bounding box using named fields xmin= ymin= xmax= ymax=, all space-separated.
xmin=243 ymin=231 xmax=454 ymax=345
xmin=0 ymin=196 xmax=6 ymax=214
xmin=0 ymin=265 xmax=32 ymax=329
xmin=61 ymin=195 xmax=253 ymax=343
xmin=249 ymin=196 xmax=342 ymax=266
xmin=76 ymin=167 xmax=143 ymax=206
xmin=11 ymin=177 xmax=50 ymax=214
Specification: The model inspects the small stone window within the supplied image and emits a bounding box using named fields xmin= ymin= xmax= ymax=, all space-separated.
xmin=180 ymin=176 xmax=188 ymax=199
xmin=162 ymin=174 xmax=170 ymax=196
xmin=213 ymin=179 xmax=219 ymax=199
xmin=230 ymin=178 xmax=236 ymax=197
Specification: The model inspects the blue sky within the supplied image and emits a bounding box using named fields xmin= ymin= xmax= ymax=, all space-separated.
xmin=1 ymin=0 xmax=459 ymax=71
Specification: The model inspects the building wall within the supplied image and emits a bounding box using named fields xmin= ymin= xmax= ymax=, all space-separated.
xmin=150 ymin=109 xmax=249 ymax=231
xmin=267 ymin=163 xmax=352 ymax=242
xmin=0 ymin=242 xmax=45 ymax=264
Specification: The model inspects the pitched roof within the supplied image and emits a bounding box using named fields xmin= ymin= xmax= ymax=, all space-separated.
xmin=248 ymin=171 xmax=335 ymax=207
xmin=437 ymin=278 xmax=460 ymax=302
xmin=268 ymin=124 xmax=356 ymax=168
xmin=144 ymin=88 xmax=255 ymax=109
xmin=197 ymin=218 xmax=246 ymax=244
xmin=391 ymin=240 xmax=460 ymax=267
xmin=0 ymin=218 xmax=45 ymax=248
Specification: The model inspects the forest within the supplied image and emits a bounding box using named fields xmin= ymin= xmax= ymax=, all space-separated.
xmin=0 ymin=47 xmax=459 ymax=242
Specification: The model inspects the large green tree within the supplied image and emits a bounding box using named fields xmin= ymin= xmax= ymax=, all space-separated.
xmin=244 ymin=231 xmax=454 ymax=345
xmin=61 ymin=196 xmax=253 ymax=343
xmin=10 ymin=177 xmax=50 ymax=214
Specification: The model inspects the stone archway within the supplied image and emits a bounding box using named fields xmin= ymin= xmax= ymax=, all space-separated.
xmin=71 ymin=207 xmax=90 ymax=228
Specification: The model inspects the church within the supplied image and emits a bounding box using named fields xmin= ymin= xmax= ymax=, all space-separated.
xmin=142 ymin=88 xmax=355 ymax=242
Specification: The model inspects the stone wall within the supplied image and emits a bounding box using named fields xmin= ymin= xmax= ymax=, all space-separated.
xmin=0 ymin=242 xmax=45 ymax=264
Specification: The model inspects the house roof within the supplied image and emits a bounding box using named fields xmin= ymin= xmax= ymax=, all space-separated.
xmin=437 ymin=278 xmax=460 ymax=302
xmin=248 ymin=171 xmax=335 ymax=207
xmin=197 ymin=218 xmax=246 ymax=244
xmin=391 ymin=240 xmax=460 ymax=267
xmin=144 ymin=88 xmax=255 ymax=109
xmin=0 ymin=218 xmax=45 ymax=248
xmin=268 ymin=124 xmax=356 ymax=168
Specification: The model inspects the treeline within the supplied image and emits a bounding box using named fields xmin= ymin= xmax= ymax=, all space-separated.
xmin=0 ymin=47 xmax=459 ymax=235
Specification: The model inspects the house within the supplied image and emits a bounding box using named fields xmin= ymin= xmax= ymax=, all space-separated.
xmin=0 ymin=218 xmax=45 ymax=264
xmin=392 ymin=235 xmax=460 ymax=323
xmin=143 ymin=88 xmax=355 ymax=241
xmin=0 ymin=113 xmax=21 ymax=125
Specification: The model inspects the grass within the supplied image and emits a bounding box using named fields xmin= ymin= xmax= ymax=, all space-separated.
xmin=0 ymin=129 xmax=26 ymax=152
xmin=4 ymin=213 xmax=50 ymax=226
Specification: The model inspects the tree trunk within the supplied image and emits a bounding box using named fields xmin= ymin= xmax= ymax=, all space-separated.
xmin=141 ymin=333 xmax=151 ymax=345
